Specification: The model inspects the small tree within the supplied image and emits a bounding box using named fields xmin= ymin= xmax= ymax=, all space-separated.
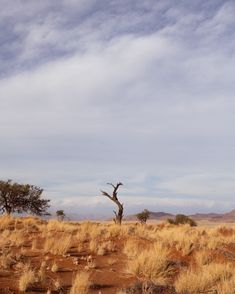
xmin=136 ymin=209 xmax=150 ymax=224
xmin=56 ymin=210 xmax=66 ymax=221
xmin=0 ymin=179 xmax=50 ymax=215
xmin=101 ymin=182 xmax=123 ymax=225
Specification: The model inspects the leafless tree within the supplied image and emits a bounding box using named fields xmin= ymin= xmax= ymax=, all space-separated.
xmin=101 ymin=182 xmax=123 ymax=224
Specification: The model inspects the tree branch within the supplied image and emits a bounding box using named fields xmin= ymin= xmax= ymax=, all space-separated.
xmin=100 ymin=182 xmax=124 ymax=224
xmin=101 ymin=190 xmax=113 ymax=202
xmin=107 ymin=183 xmax=115 ymax=189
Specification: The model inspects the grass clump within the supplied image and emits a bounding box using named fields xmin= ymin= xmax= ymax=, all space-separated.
xmin=44 ymin=234 xmax=72 ymax=255
xmin=70 ymin=271 xmax=91 ymax=294
xmin=18 ymin=265 xmax=36 ymax=291
xmin=126 ymin=243 xmax=174 ymax=284
xmin=175 ymin=263 xmax=233 ymax=293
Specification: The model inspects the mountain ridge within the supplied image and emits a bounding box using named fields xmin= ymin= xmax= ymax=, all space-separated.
xmin=125 ymin=209 xmax=235 ymax=222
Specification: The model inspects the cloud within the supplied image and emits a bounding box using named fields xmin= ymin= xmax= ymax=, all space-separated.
xmin=158 ymin=174 xmax=235 ymax=197
xmin=1 ymin=0 xmax=235 ymax=214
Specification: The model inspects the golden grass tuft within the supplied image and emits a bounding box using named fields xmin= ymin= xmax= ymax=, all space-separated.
xmin=175 ymin=263 xmax=234 ymax=293
xmin=70 ymin=271 xmax=91 ymax=294
xmin=18 ymin=265 xmax=36 ymax=291
xmin=51 ymin=262 xmax=59 ymax=273
xmin=123 ymin=239 xmax=141 ymax=258
xmin=44 ymin=234 xmax=72 ymax=255
xmin=126 ymin=243 xmax=174 ymax=284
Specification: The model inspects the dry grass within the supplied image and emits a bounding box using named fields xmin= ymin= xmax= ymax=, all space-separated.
xmin=123 ymin=239 xmax=141 ymax=257
xmin=38 ymin=265 xmax=47 ymax=284
xmin=216 ymin=274 xmax=235 ymax=294
xmin=0 ymin=252 xmax=15 ymax=269
xmin=0 ymin=214 xmax=14 ymax=230
xmin=9 ymin=230 xmax=26 ymax=247
xmin=54 ymin=278 xmax=63 ymax=291
xmin=44 ymin=234 xmax=72 ymax=255
xmin=126 ymin=243 xmax=174 ymax=284
xmin=175 ymin=263 xmax=234 ymax=293
xmin=89 ymin=238 xmax=98 ymax=253
xmin=90 ymin=239 xmax=116 ymax=255
xmin=194 ymin=249 xmax=213 ymax=266
xmin=51 ymin=262 xmax=59 ymax=273
xmin=31 ymin=238 xmax=38 ymax=250
xmin=18 ymin=265 xmax=37 ymax=291
xmin=1 ymin=215 xmax=235 ymax=293
xmin=46 ymin=220 xmax=77 ymax=233
xmin=70 ymin=271 xmax=91 ymax=294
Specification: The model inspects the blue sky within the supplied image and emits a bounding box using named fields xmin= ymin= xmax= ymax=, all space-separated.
xmin=1 ymin=0 xmax=235 ymax=216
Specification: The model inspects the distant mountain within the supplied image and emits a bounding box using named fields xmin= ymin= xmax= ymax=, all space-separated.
xmin=125 ymin=209 xmax=235 ymax=222
xmin=48 ymin=209 xmax=235 ymax=222
xmin=222 ymin=209 xmax=235 ymax=219
xmin=189 ymin=213 xmax=223 ymax=219
xmin=189 ymin=210 xmax=235 ymax=221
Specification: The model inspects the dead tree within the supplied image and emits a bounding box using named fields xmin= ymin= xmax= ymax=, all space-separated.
xmin=101 ymin=182 xmax=123 ymax=225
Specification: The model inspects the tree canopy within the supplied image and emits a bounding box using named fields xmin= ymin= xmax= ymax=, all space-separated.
xmin=136 ymin=209 xmax=150 ymax=224
xmin=56 ymin=210 xmax=66 ymax=221
xmin=0 ymin=179 xmax=50 ymax=215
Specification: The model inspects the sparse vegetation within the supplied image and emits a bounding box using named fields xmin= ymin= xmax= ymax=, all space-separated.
xmin=44 ymin=233 xmax=72 ymax=255
xmin=168 ymin=214 xmax=197 ymax=227
xmin=175 ymin=263 xmax=234 ymax=293
xmin=70 ymin=271 xmax=91 ymax=294
xmin=126 ymin=243 xmax=174 ymax=284
xmin=51 ymin=262 xmax=59 ymax=272
xmin=0 ymin=215 xmax=235 ymax=293
xmin=18 ymin=265 xmax=36 ymax=291
xmin=136 ymin=209 xmax=150 ymax=224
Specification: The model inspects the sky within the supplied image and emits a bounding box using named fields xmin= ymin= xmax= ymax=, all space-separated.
xmin=1 ymin=0 xmax=235 ymax=217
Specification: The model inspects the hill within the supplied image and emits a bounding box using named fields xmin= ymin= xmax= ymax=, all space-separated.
xmin=125 ymin=209 xmax=235 ymax=222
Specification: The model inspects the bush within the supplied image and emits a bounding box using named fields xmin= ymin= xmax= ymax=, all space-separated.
xmin=167 ymin=214 xmax=197 ymax=227
xmin=136 ymin=209 xmax=150 ymax=224
xmin=167 ymin=218 xmax=176 ymax=225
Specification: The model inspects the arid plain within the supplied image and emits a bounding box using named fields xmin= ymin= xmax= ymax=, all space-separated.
xmin=1 ymin=215 xmax=235 ymax=293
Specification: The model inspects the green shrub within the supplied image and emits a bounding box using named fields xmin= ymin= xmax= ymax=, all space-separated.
xmin=167 ymin=218 xmax=175 ymax=225
xmin=136 ymin=209 xmax=150 ymax=224
xmin=167 ymin=214 xmax=197 ymax=227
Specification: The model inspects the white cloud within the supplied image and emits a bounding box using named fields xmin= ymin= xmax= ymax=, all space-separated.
xmin=1 ymin=0 xmax=235 ymax=214
xmin=158 ymin=174 xmax=235 ymax=197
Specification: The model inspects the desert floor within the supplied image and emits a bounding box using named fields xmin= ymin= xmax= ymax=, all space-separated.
xmin=1 ymin=215 xmax=235 ymax=294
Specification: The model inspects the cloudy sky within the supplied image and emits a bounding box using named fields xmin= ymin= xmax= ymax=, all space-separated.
xmin=1 ymin=0 xmax=235 ymax=217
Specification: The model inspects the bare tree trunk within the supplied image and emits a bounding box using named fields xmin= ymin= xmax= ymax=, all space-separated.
xmin=101 ymin=182 xmax=123 ymax=225
xmin=113 ymin=201 xmax=123 ymax=225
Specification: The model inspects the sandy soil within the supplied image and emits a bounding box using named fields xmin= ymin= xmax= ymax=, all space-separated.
xmin=1 ymin=217 xmax=235 ymax=294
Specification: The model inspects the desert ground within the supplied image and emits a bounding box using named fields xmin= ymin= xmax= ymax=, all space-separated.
xmin=1 ymin=215 xmax=235 ymax=294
